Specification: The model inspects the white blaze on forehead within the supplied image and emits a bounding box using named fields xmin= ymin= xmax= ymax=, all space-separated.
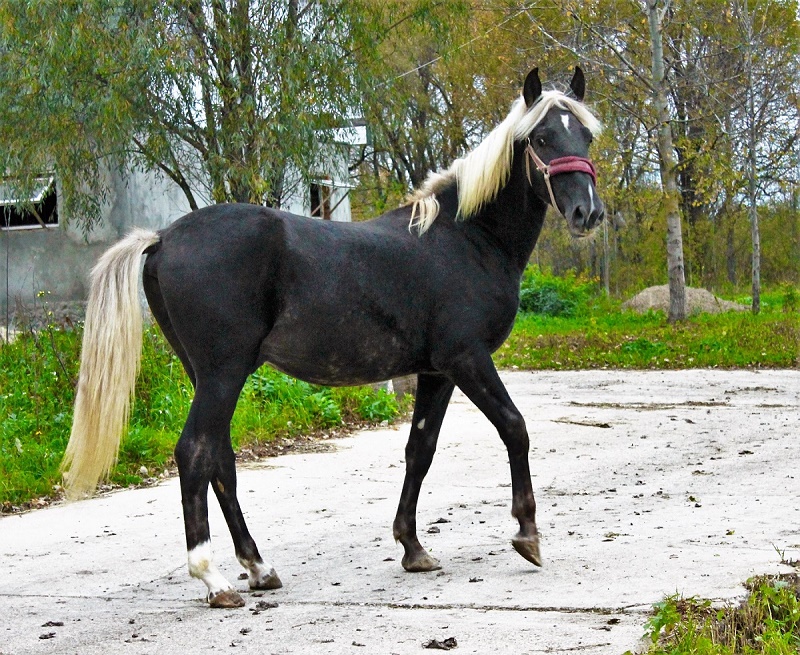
xmin=561 ymin=114 xmax=571 ymax=132
xmin=588 ymin=181 xmax=596 ymax=215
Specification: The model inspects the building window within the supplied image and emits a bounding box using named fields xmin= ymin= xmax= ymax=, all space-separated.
xmin=0 ymin=177 xmax=58 ymax=230
xmin=310 ymin=181 xmax=332 ymax=220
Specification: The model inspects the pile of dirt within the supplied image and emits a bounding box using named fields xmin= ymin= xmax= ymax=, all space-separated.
xmin=622 ymin=285 xmax=748 ymax=315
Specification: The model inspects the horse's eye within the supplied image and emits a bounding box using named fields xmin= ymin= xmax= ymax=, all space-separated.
xmin=536 ymin=137 xmax=546 ymax=148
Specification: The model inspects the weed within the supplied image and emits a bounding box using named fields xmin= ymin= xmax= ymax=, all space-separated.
xmin=780 ymin=284 xmax=799 ymax=313
xmin=634 ymin=576 xmax=800 ymax=654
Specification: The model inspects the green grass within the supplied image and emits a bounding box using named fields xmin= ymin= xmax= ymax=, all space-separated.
xmin=496 ymin=308 xmax=799 ymax=370
xmin=0 ymin=325 xmax=405 ymax=508
xmin=498 ymin=271 xmax=799 ymax=370
xmin=630 ymin=575 xmax=800 ymax=655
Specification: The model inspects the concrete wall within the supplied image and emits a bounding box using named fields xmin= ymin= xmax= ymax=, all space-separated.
xmin=1 ymin=167 xmax=194 ymax=318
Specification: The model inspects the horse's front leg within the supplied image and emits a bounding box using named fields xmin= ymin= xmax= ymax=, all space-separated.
xmin=445 ymin=352 xmax=541 ymax=567
xmin=393 ymin=373 xmax=455 ymax=571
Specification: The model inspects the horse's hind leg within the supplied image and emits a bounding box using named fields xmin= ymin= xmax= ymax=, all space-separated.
xmin=393 ymin=373 xmax=455 ymax=571
xmin=146 ymin=270 xmax=280 ymax=603
xmin=177 ymin=370 xmax=280 ymax=608
xmin=210 ymin=435 xmax=282 ymax=592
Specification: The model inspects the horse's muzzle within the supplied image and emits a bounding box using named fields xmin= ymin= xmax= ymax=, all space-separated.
xmin=566 ymin=196 xmax=605 ymax=237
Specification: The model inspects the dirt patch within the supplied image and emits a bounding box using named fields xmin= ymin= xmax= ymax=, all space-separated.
xmin=622 ymin=285 xmax=747 ymax=314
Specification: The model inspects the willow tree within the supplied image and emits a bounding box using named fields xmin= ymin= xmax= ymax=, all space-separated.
xmin=0 ymin=1 xmax=390 ymax=229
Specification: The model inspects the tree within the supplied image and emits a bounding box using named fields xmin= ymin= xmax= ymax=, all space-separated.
xmin=646 ymin=0 xmax=687 ymax=321
xmin=730 ymin=0 xmax=799 ymax=312
xmin=0 ymin=1 xmax=387 ymax=228
xmin=531 ymin=0 xmax=688 ymax=319
xmin=351 ymin=1 xmax=516 ymax=214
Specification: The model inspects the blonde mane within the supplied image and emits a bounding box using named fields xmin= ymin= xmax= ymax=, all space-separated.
xmin=407 ymin=90 xmax=601 ymax=234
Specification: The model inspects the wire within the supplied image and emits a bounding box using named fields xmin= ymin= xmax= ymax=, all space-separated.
xmin=380 ymin=5 xmax=530 ymax=86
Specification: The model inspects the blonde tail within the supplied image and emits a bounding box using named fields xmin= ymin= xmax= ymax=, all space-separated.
xmin=62 ymin=228 xmax=161 ymax=498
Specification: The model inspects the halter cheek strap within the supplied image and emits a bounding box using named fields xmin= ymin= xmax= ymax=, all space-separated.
xmin=525 ymin=143 xmax=597 ymax=216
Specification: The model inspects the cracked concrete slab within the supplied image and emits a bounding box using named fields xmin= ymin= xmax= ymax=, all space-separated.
xmin=2 ymin=369 xmax=798 ymax=654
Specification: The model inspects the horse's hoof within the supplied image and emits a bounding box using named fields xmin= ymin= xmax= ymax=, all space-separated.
xmin=208 ymin=588 xmax=246 ymax=608
xmin=402 ymin=551 xmax=442 ymax=572
xmin=250 ymin=569 xmax=283 ymax=590
xmin=512 ymin=534 xmax=542 ymax=567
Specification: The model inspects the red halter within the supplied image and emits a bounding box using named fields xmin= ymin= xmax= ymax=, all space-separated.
xmin=525 ymin=143 xmax=597 ymax=216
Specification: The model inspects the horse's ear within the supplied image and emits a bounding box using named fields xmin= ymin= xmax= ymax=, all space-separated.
xmin=569 ymin=66 xmax=585 ymax=102
xmin=523 ymin=68 xmax=542 ymax=108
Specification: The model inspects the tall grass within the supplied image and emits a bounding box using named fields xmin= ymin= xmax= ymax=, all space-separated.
xmin=0 ymin=325 xmax=403 ymax=508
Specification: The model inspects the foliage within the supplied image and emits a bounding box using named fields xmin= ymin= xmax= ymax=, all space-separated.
xmin=520 ymin=0 xmax=799 ymax=300
xmin=0 ymin=324 xmax=403 ymax=508
xmin=518 ymin=266 xmax=598 ymax=317
xmin=0 ymin=0 xmax=418 ymax=222
xmin=632 ymin=576 xmax=800 ymax=654
xmin=0 ymin=326 xmax=81 ymax=507
xmin=0 ymin=0 xmax=796 ymax=293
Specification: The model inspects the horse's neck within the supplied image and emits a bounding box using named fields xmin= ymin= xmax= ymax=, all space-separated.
xmin=469 ymin=167 xmax=547 ymax=274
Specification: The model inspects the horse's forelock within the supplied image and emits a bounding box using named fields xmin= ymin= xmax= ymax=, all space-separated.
xmin=408 ymin=90 xmax=601 ymax=235
xmin=513 ymin=91 xmax=602 ymax=140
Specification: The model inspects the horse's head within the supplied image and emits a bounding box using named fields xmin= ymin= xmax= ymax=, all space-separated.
xmin=518 ymin=67 xmax=604 ymax=237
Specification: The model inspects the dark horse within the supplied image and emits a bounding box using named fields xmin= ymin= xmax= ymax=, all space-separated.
xmin=63 ymin=67 xmax=603 ymax=608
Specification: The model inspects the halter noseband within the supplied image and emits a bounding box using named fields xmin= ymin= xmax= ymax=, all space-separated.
xmin=525 ymin=141 xmax=597 ymax=216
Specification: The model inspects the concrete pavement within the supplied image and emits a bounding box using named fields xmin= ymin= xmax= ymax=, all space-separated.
xmin=2 ymin=369 xmax=798 ymax=654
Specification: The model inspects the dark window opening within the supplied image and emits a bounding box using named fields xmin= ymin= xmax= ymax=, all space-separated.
xmin=1 ymin=178 xmax=58 ymax=229
xmin=310 ymin=182 xmax=332 ymax=220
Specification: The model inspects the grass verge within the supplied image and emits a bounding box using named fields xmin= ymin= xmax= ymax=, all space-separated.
xmin=496 ymin=309 xmax=799 ymax=370
xmin=0 ymin=324 xmax=407 ymax=510
xmin=630 ymin=573 xmax=800 ymax=655
xmin=497 ymin=273 xmax=799 ymax=370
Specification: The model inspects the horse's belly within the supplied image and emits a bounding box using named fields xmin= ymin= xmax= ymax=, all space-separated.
xmin=258 ymin=327 xmax=422 ymax=387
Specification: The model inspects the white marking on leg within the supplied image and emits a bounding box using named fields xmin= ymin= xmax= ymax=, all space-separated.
xmin=237 ymin=554 xmax=279 ymax=589
xmin=417 ymin=418 xmax=426 ymax=430
xmin=561 ymin=114 xmax=571 ymax=132
xmin=188 ymin=541 xmax=233 ymax=599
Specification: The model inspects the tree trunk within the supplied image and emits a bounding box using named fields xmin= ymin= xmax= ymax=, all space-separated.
xmin=748 ymin=159 xmax=761 ymax=314
xmin=726 ymin=223 xmax=737 ymax=285
xmin=741 ymin=0 xmax=761 ymax=314
xmin=647 ymin=0 xmax=687 ymax=322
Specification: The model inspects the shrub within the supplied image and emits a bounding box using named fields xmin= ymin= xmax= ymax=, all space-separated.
xmin=518 ymin=266 xmax=598 ymax=317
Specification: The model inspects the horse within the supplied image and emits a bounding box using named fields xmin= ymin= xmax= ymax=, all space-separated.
xmin=62 ymin=66 xmax=603 ymax=608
